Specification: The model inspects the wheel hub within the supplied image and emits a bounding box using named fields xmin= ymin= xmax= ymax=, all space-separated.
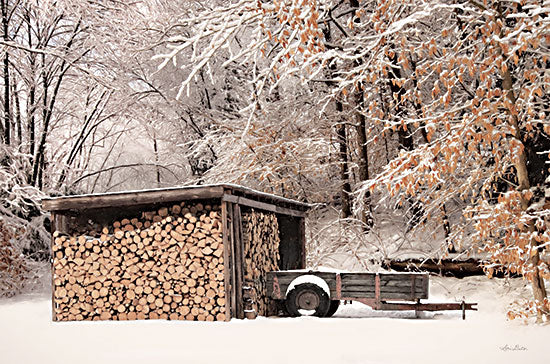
xmin=296 ymin=290 xmax=320 ymax=310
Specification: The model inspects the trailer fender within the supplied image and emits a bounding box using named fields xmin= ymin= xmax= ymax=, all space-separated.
xmin=286 ymin=274 xmax=331 ymax=299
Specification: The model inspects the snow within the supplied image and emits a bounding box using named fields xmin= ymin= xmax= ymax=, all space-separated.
xmin=0 ymin=277 xmax=548 ymax=364
xmin=286 ymin=274 xmax=331 ymax=298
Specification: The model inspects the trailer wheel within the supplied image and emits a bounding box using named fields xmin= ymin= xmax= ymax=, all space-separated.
xmin=324 ymin=300 xmax=340 ymax=317
xmin=285 ymin=283 xmax=330 ymax=317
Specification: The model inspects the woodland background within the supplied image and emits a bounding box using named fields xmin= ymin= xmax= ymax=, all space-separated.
xmin=0 ymin=0 xmax=548 ymax=322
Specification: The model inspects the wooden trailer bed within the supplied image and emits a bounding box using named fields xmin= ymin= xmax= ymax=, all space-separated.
xmin=268 ymin=271 xmax=429 ymax=301
xmin=267 ymin=271 xmax=477 ymax=319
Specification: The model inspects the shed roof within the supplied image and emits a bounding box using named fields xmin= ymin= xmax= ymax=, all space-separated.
xmin=42 ymin=184 xmax=311 ymax=215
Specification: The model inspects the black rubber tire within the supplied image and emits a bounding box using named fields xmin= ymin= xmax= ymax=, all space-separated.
xmin=324 ymin=300 xmax=341 ymax=317
xmin=285 ymin=283 xmax=330 ymax=317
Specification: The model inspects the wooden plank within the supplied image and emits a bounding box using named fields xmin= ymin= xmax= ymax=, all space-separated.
xmin=50 ymin=213 xmax=56 ymax=322
xmin=232 ymin=203 xmax=245 ymax=319
xmin=222 ymin=194 xmax=306 ymax=218
xmin=342 ymin=286 xmax=426 ymax=293
xmin=228 ymin=202 xmax=238 ymax=320
xmin=381 ymin=286 xmax=426 ymax=293
xmin=341 ymin=292 xmax=376 ymax=298
xmin=221 ymin=201 xmax=232 ymax=321
xmin=52 ymin=213 xmax=69 ymax=233
xmin=227 ymin=202 xmax=237 ymax=319
xmin=340 ymin=273 xmax=426 ymax=284
xmin=379 ymin=280 xmax=423 ymax=288
xmin=342 ymin=293 xmax=427 ymax=299
xmin=42 ymin=186 xmax=225 ymax=211
xmin=271 ymin=271 xmax=336 ymax=279
xmin=227 ymin=184 xmax=311 ymax=211
xmin=341 ymin=284 xmax=374 ymax=291
xmin=340 ymin=280 xmax=375 ymax=285
xmin=341 ymin=273 xmax=376 ymax=283
xmin=341 ymin=273 xmax=376 ymax=278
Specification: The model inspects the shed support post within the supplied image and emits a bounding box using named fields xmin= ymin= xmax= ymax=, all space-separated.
xmin=232 ymin=203 xmax=245 ymax=319
xmin=51 ymin=212 xmax=56 ymax=322
xmin=222 ymin=201 xmax=232 ymax=321
xmin=227 ymin=202 xmax=238 ymax=320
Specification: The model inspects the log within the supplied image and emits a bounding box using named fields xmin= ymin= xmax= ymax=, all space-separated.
xmin=382 ymin=258 xmax=487 ymax=278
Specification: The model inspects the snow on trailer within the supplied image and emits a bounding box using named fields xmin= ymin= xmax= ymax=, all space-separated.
xmin=268 ymin=271 xmax=477 ymax=319
xmin=42 ymin=184 xmax=310 ymax=322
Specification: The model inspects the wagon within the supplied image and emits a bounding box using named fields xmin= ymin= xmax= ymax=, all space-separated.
xmin=267 ymin=271 xmax=477 ymax=319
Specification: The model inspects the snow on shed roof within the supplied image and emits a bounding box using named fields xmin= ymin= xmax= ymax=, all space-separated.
xmin=42 ymin=183 xmax=311 ymax=214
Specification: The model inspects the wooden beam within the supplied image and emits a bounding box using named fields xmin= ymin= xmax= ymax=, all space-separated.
xmin=42 ymin=186 xmax=225 ymax=211
xmin=221 ymin=201 xmax=232 ymax=321
xmin=223 ymin=184 xmax=310 ymax=210
xmin=227 ymin=202 xmax=238 ymax=320
xmin=232 ymin=203 xmax=245 ymax=319
xmin=222 ymin=194 xmax=306 ymax=217
xmin=50 ymin=213 xmax=56 ymax=322
xmin=52 ymin=213 xmax=69 ymax=234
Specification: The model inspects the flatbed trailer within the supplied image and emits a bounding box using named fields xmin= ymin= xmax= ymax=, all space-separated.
xmin=267 ymin=271 xmax=477 ymax=319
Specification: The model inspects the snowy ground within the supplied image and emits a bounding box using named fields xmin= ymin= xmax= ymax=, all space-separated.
xmin=0 ymin=276 xmax=548 ymax=364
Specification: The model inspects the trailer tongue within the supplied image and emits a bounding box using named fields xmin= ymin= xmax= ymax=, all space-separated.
xmin=267 ymin=271 xmax=477 ymax=319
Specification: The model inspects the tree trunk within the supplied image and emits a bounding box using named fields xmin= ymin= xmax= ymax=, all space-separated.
xmin=324 ymin=22 xmax=352 ymax=219
xmin=1 ymin=0 xmax=10 ymax=146
xmin=32 ymin=19 xmax=82 ymax=186
xmin=336 ymin=101 xmax=352 ymax=219
xmin=349 ymin=0 xmax=372 ymax=228
xmin=502 ymin=58 xmax=548 ymax=323
xmin=26 ymin=9 xmax=36 ymax=162
xmin=31 ymin=52 xmax=49 ymax=186
xmin=387 ymin=51 xmax=424 ymax=230
xmin=354 ymin=91 xmax=373 ymax=230
xmin=12 ymin=77 xmax=21 ymax=146
xmin=441 ymin=203 xmax=453 ymax=252
xmin=387 ymin=51 xmax=412 ymax=152
xmin=153 ymin=133 xmax=161 ymax=187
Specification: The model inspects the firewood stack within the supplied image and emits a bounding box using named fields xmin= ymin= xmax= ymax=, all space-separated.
xmin=241 ymin=210 xmax=280 ymax=317
xmin=0 ymin=222 xmax=29 ymax=298
xmin=52 ymin=202 xmax=227 ymax=321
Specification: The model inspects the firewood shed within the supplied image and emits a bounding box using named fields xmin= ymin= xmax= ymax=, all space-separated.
xmin=42 ymin=184 xmax=310 ymax=322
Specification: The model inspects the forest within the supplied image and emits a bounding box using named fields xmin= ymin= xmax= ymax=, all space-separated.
xmin=0 ymin=0 xmax=549 ymax=324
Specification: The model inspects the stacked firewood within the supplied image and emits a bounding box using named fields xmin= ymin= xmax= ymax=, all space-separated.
xmin=0 ymin=222 xmax=29 ymax=298
xmin=52 ymin=202 xmax=227 ymax=321
xmin=241 ymin=210 xmax=280 ymax=317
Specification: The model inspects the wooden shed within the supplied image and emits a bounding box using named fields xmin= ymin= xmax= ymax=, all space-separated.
xmin=42 ymin=184 xmax=310 ymax=322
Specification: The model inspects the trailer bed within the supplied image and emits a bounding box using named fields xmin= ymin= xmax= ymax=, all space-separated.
xmin=267 ymin=271 xmax=429 ymax=301
xmin=267 ymin=270 xmax=477 ymax=319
